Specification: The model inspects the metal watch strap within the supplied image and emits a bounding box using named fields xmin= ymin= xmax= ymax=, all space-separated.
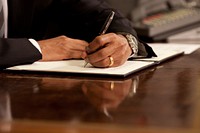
xmin=118 ymin=33 xmax=138 ymax=57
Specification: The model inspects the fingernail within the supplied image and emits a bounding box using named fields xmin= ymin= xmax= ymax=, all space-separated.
xmin=81 ymin=52 xmax=87 ymax=59
xmin=86 ymin=47 xmax=90 ymax=53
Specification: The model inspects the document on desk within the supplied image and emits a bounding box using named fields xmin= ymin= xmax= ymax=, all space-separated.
xmin=132 ymin=43 xmax=200 ymax=63
xmin=7 ymin=43 xmax=197 ymax=77
xmin=133 ymin=43 xmax=184 ymax=63
xmin=149 ymin=43 xmax=200 ymax=54
xmin=7 ymin=60 xmax=154 ymax=77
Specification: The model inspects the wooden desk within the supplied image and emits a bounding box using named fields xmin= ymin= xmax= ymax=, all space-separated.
xmin=0 ymin=49 xmax=200 ymax=133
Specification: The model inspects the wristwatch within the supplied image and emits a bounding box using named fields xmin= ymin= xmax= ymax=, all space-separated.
xmin=118 ymin=32 xmax=139 ymax=57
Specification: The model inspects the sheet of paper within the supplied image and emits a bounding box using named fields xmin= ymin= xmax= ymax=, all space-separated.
xmin=133 ymin=43 xmax=200 ymax=62
xmin=7 ymin=60 xmax=154 ymax=77
xmin=149 ymin=43 xmax=200 ymax=54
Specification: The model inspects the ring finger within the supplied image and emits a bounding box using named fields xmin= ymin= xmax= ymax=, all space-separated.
xmin=91 ymin=55 xmax=115 ymax=68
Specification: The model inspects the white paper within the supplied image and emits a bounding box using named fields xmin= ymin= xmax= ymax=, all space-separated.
xmin=7 ymin=60 xmax=154 ymax=77
xmin=149 ymin=43 xmax=200 ymax=54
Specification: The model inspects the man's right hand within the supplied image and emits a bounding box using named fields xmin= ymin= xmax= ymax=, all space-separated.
xmin=38 ymin=35 xmax=89 ymax=61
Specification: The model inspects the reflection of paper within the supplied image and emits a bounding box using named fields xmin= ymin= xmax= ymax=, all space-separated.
xmin=7 ymin=60 xmax=154 ymax=77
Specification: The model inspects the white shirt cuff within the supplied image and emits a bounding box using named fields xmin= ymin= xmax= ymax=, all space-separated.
xmin=28 ymin=39 xmax=42 ymax=53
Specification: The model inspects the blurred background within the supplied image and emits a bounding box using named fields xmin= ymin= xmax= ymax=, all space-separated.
xmin=105 ymin=0 xmax=200 ymax=43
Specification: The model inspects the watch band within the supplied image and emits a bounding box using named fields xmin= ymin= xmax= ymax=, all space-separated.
xmin=118 ymin=32 xmax=139 ymax=57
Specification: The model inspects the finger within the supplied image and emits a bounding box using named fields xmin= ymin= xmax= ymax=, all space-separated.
xmin=91 ymin=46 xmax=128 ymax=67
xmin=73 ymin=39 xmax=89 ymax=48
xmin=91 ymin=55 xmax=114 ymax=68
xmin=87 ymin=33 xmax=125 ymax=61
xmin=87 ymin=33 xmax=115 ymax=54
xmin=87 ymin=46 xmax=113 ymax=64
xmin=81 ymin=51 xmax=87 ymax=59
xmin=87 ymin=38 xmax=124 ymax=64
xmin=65 ymin=50 xmax=86 ymax=59
xmin=87 ymin=33 xmax=131 ymax=67
xmin=65 ymin=38 xmax=89 ymax=51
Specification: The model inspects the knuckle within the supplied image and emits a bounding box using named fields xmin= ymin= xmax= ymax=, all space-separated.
xmin=59 ymin=35 xmax=68 ymax=41
xmin=59 ymin=35 xmax=66 ymax=39
xmin=110 ymin=33 xmax=118 ymax=39
xmin=109 ymin=33 xmax=117 ymax=37
xmin=119 ymin=41 xmax=128 ymax=49
xmin=95 ymin=36 xmax=104 ymax=44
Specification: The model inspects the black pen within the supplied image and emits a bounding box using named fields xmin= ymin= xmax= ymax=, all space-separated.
xmin=84 ymin=11 xmax=115 ymax=67
xmin=99 ymin=11 xmax=115 ymax=35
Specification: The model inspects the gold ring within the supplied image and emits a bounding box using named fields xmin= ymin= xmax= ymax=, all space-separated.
xmin=110 ymin=81 xmax=114 ymax=90
xmin=108 ymin=56 xmax=114 ymax=67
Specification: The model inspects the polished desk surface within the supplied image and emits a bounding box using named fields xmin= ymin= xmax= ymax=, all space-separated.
xmin=0 ymin=48 xmax=200 ymax=133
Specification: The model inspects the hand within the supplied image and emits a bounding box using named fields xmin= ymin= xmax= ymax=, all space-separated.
xmin=82 ymin=33 xmax=132 ymax=68
xmin=38 ymin=35 xmax=89 ymax=61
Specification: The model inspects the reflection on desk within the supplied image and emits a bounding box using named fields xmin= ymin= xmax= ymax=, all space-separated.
xmin=0 ymin=48 xmax=200 ymax=133
xmin=0 ymin=75 xmax=139 ymax=124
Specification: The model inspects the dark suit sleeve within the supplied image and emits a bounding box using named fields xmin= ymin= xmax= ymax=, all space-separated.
xmin=0 ymin=38 xmax=42 ymax=69
xmin=54 ymin=0 xmax=156 ymax=57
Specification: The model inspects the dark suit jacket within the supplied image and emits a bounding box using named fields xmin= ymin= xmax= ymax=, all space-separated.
xmin=0 ymin=0 xmax=155 ymax=69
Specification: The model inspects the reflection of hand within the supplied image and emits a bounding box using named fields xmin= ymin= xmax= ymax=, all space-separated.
xmin=38 ymin=35 xmax=89 ymax=61
xmin=82 ymin=33 xmax=132 ymax=67
xmin=41 ymin=78 xmax=83 ymax=90
xmin=81 ymin=79 xmax=133 ymax=113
